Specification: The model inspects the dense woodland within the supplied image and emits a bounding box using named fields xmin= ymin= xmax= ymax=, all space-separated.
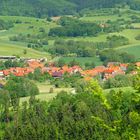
xmin=0 ymin=72 xmax=139 ymax=139
xmin=0 ymin=0 xmax=140 ymax=17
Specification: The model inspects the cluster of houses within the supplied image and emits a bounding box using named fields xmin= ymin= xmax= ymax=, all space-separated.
xmin=83 ymin=62 xmax=140 ymax=81
xmin=0 ymin=59 xmax=140 ymax=81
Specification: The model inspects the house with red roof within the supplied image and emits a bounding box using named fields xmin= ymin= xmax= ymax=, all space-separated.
xmin=27 ymin=61 xmax=44 ymax=69
xmin=136 ymin=62 xmax=140 ymax=67
xmin=120 ymin=63 xmax=128 ymax=71
xmin=103 ymin=66 xmax=125 ymax=80
xmin=2 ymin=67 xmax=34 ymax=77
xmin=0 ymin=59 xmax=133 ymax=81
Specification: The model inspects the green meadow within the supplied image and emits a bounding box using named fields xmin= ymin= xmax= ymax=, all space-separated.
xmin=20 ymin=82 xmax=136 ymax=103
xmin=59 ymin=57 xmax=103 ymax=66
xmin=20 ymin=81 xmax=74 ymax=103
xmin=120 ymin=45 xmax=140 ymax=60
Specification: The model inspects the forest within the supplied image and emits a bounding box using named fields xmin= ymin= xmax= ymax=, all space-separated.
xmin=0 ymin=0 xmax=140 ymax=17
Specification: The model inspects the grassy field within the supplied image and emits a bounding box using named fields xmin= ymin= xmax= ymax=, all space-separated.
xmin=20 ymin=81 xmax=74 ymax=103
xmin=119 ymin=45 xmax=140 ymax=60
xmin=0 ymin=16 xmax=56 ymax=36
xmin=67 ymin=28 xmax=140 ymax=43
xmin=0 ymin=40 xmax=50 ymax=58
xmin=104 ymin=87 xmax=135 ymax=94
xmin=65 ymin=28 xmax=140 ymax=59
xmin=20 ymin=82 xmax=136 ymax=103
xmin=80 ymin=14 xmax=131 ymax=22
xmin=59 ymin=56 xmax=103 ymax=66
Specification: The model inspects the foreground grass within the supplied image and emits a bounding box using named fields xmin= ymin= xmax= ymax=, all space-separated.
xmin=20 ymin=81 xmax=74 ymax=104
xmin=20 ymin=85 xmax=136 ymax=104
xmin=104 ymin=86 xmax=135 ymax=94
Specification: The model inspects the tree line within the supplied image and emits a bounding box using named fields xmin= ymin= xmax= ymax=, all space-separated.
xmin=0 ymin=0 xmax=140 ymax=17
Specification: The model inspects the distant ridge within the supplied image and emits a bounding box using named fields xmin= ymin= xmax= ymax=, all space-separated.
xmin=0 ymin=0 xmax=139 ymax=17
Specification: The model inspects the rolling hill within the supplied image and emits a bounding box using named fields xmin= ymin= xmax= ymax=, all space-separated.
xmin=0 ymin=16 xmax=52 ymax=58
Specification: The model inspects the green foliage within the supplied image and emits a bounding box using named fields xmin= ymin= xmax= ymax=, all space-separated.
xmin=4 ymin=76 xmax=39 ymax=97
xmin=135 ymin=34 xmax=140 ymax=40
xmin=50 ymin=73 xmax=82 ymax=88
xmin=85 ymin=62 xmax=95 ymax=69
xmin=0 ymin=0 xmax=139 ymax=18
xmin=0 ymin=0 xmax=123 ymax=17
xmin=83 ymin=80 xmax=103 ymax=95
xmin=0 ymin=19 xmax=14 ymax=30
xmin=126 ymin=63 xmax=137 ymax=74
xmin=129 ymin=0 xmax=140 ymax=10
xmin=3 ymin=87 xmax=140 ymax=139
xmin=28 ymin=68 xmax=51 ymax=82
xmin=55 ymin=59 xmax=66 ymax=67
xmin=133 ymin=72 xmax=140 ymax=92
xmin=49 ymin=17 xmax=102 ymax=37
xmin=0 ymin=78 xmax=139 ymax=139
xmin=100 ymin=49 xmax=135 ymax=64
xmin=48 ymin=40 xmax=96 ymax=57
xmin=9 ymin=33 xmax=49 ymax=50
xmin=104 ymin=75 xmax=134 ymax=89
xmin=107 ymin=35 xmax=129 ymax=47
xmin=0 ymin=60 xmax=25 ymax=70
xmin=0 ymin=0 xmax=76 ymax=17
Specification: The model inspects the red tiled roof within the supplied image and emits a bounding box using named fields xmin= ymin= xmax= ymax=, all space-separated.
xmin=120 ymin=63 xmax=128 ymax=67
xmin=28 ymin=61 xmax=44 ymax=69
xmin=136 ymin=62 xmax=140 ymax=67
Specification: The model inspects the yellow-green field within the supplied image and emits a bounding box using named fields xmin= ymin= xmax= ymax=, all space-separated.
xmin=20 ymin=81 xmax=74 ymax=103
xmin=0 ymin=41 xmax=50 ymax=58
xmin=20 ymin=81 xmax=136 ymax=104
xmin=80 ymin=14 xmax=130 ymax=22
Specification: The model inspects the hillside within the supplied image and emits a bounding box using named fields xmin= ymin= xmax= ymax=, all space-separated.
xmin=0 ymin=7 xmax=140 ymax=62
xmin=0 ymin=16 xmax=51 ymax=58
xmin=0 ymin=0 xmax=140 ymax=17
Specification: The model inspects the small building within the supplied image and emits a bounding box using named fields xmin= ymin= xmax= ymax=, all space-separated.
xmin=0 ymin=56 xmax=16 ymax=60
xmin=136 ymin=62 xmax=140 ymax=67
xmin=0 ymin=83 xmax=4 ymax=89
xmin=52 ymin=71 xmax=63 ymax=78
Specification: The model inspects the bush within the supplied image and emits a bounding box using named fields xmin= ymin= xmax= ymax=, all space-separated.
xmin=4 ymin=76 xmax=39 ymax=97
xmin=103 ymin=75 xmax=133 ymax=89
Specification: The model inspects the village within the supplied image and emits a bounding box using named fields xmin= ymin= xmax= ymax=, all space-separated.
xmin=0 ymin=56 xmax=140 ymax=82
